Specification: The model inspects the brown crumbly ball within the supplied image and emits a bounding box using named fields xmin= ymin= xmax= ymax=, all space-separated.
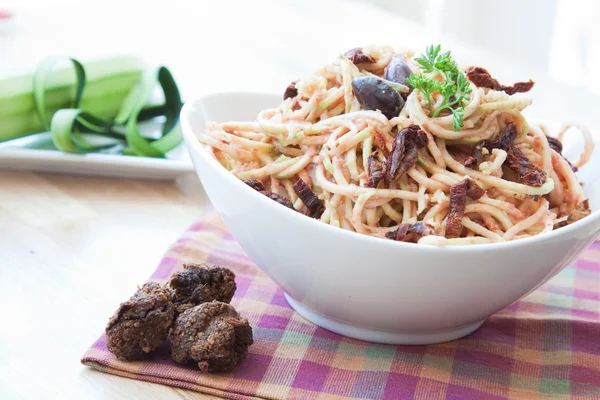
xmin=105 ymin=282 xmax=175 ymax=361
xmin=170 ymin=301 xmax=253 ymax=373
xmin=168 ymin=264 xmax=236 ymax=314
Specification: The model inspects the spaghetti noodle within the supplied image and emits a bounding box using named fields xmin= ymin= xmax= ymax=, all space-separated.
xmin=199 ymin=45 xmax=594 ymax=245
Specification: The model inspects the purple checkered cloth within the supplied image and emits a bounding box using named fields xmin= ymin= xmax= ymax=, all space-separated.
xmin=82 ymin=210 xmax=600 ymax=399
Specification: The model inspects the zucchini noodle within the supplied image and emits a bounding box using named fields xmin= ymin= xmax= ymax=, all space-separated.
xmin=199 ymin=45 xmax=594 ymax=245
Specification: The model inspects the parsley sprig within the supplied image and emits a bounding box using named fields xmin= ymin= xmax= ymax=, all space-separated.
xmin=406 ymin=45 xmax=472 ymax=131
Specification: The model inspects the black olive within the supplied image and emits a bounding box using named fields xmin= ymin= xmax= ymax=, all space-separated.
xmin=352 ymin=76 xmax=404 ymax=120
xmin=384 ymin=54 xmax=414 ymax=92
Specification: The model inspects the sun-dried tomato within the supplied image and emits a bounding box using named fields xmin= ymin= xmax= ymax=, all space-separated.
xmin=386 ymin=125 xmax=427 ymax=183
xmin=293 ymin=178 xmax=325 ymax=218
xmin=465 ymin=123 xmax=546 ymax=186
xmin=385 ymin=222 xmax=433 ymax=243
xmin=367 ymin=154 xmax=387 ymax=188
xmin=283 ymin=81 xmax=298 ymax=100
xmin=344 ymin=48 xmax=376 ymax=65
xmin=260 ymin=191 xmax=295 ymax=210
xmin=445 ymin=178 xmax=485 ymax=238
xmin=466 ymin=66 xmax=534 ymax=95
xmin=242 ymin=178 xmax=265 ymax=192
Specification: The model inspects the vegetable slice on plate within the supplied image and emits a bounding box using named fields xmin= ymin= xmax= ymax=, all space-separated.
xmin=5 ymin=55 xmax=184 ymax=158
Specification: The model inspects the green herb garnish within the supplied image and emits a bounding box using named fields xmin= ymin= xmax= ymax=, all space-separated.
xmin=406 ymin=45 xmax=472 ymax=131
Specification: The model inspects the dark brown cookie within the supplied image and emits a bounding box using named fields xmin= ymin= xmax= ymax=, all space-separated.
xmin=168 ymin=264 xmax=236 ymax=314
xmin=170 ymin=301 xmax=253 ymax=373
xmin=105 ymin=282 xmax=175 ymax=360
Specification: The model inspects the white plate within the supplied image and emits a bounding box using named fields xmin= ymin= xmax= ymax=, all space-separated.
xmin=0 ymin=132 xmax=194 ymax=180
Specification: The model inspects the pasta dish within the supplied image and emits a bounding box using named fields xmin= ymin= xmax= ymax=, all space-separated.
xmin=199 ymin=45 xmax=594 ymax=245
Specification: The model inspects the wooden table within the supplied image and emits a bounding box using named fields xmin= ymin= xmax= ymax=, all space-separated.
xmin=0 ymin=171 xmax=222 ymax=399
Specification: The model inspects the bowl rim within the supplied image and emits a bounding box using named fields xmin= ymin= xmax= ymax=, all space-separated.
xmin=181 ymin=91 xmax=600 ymax=253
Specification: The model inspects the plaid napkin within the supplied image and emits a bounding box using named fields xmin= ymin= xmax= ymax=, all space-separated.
xmin=82 ymin=210 xmax=600 ymax=400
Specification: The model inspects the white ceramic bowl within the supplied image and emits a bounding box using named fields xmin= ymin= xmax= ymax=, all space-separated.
xmin=181 ymin=92 xmax=600 ymax=345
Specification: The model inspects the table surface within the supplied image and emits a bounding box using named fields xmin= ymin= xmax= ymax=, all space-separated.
xmin=0 ymin=171 xmax=222 ymax=399
xmin=1 ymin=1 xmax=599 ymax=399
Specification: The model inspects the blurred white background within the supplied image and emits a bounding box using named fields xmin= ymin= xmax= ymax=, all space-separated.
xmin=1 ymin=0 xmax=599 ymax=127
xmin=366 ymin=0 xmax=600 ymax=96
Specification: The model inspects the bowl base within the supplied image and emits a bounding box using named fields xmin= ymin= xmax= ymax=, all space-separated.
xmin=284 ymin=293 xmax=485 ymax=345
